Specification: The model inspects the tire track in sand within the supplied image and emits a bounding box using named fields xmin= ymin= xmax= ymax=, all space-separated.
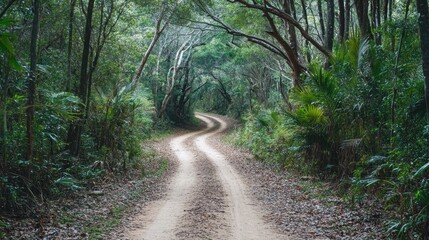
xmin=126 ymin=121 xmax=215 ymax=239
xmin=126 ymin=113 xmax=286 ymax=239
xmin=194 ymin=113 xmax=286 ymax=240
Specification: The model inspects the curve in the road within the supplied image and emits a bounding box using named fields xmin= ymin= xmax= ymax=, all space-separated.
xmin=126 ymin=113 xmax=286 ymax=240
xmin=126 ymin=120 xmax=216 ymax=240
xmin=195 ymin=113 xmax=285 ymax=240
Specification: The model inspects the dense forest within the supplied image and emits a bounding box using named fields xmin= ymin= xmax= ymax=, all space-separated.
xmin=1 ymin=0 xmax=429 ymax=238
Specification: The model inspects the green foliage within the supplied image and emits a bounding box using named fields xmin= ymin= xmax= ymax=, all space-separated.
xmin=0 ymin=1 xmax=162 ymax=215
xmin=0 ymin=19 xmax=21 ymax=70
xmin=234 ymin=108 xmax=304 ymax=171
xmin=230 ymin=28 xmax=428 ymax=237
xmin=54 ymin=174 xmax=81 ymax=191
xmin=290 ymin=105 xmax=327 ymax=126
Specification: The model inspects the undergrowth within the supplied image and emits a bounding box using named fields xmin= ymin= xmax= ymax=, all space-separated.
xmin=232 ymin=33 xmax=429 ymax=238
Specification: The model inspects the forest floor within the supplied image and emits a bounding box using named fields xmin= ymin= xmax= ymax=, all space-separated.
xmin=2 ymin=113 xmax=386 ymax=239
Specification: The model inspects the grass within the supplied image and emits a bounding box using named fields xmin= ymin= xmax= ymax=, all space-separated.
xmin=59 ymin=215 xmax=76 ymax=224
xmin=139 ymin=146 xmax=169 ymax=177
xmin=153 ymin=158 xmax=168 ymax=176
xmin=85 ymin=205 xmax=127 ymax=240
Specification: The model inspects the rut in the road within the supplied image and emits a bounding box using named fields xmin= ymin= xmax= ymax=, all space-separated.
xmin=125 ymin=113 xmax=286 ymax=240
xmin=176 ymin=118 xmax=229 ymax=239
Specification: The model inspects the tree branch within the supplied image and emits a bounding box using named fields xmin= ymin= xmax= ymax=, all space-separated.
xmin=228 ymin=0 xmax=331 ymax=57
xmin=0 ymin=0 xmax=17 ymax=19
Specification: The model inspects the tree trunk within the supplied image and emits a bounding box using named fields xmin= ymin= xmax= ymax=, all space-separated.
xmin=125 ymin=5 xmax=167 ymax=95
xmin=355 ymin=0 xmax=372 ymax=39
xmin=158 ymin=36 xmax=195 ymax=118
xmin=66 ymin=0 xmax=76 ymax=92
xmin=338 ymin=0 xmax=345 ymax=42
xmin=317 ymin=0 xmax=326 ymax=40
xmin=1 ymin=70 xmax=9 ymax=172
xmin=391 ymin=0 xmax=411 ymax=135
xmin=177 ymin=57 xmax=193 ymax=120
xmin=383 ymin=0 xmax=389 ymax=22
xmin=300 ymin=0 xmax=311 ymax=62
xmin=283 ymin=0 xmax=299 ymax=57
xmin=68 ymin=0 xmax=95 ymax=156
xmin=263 ymin=12 xmax=303 ymax=88
xmin=371 ymin=0 xmax=382 ymax=44
xmin=389 ymin=0 xmax=395 ymax=50
xmin=325 ymin=0 xmax=335 ymax=51
xmin=345 ymin=0 xmax=351 ymax=39
xmin=26 ymin=0 xmax=40 ymax=176
xmin=416 ymin=0 xmax=429 ymax=121
xmin=130 ymin=28 xmax=164 ymax=92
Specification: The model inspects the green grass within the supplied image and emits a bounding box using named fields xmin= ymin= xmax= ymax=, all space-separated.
xmin=153 ymin=158 xmax=168 ymax=176
xmin=59 ymin=215 xmax=76 ymax=224
xmin=85 ymin=205 xmax=126 ymax=240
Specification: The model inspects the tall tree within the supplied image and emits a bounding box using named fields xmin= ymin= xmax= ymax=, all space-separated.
xmin=128 ymin=4 xmax=169 ymax=93
xmin=85 ymin=1 xmax=126 ymax=119
xmin=300 ymin=0 xmax=311 ymax=62
xmin=198 ymin=0 xmax=331 ymax=88
xmin=345 ymin=0 xmax=351 ymax=39
xmin=325 ymin=0 xmax=335 ymax=51
xmin=416 ymin=0 xmax=429 ymax=120
xmin=68 ymin=0 xmax=96 ymax=156
xmin=283 ymin=0 xmax=299 ymax=56
xmin=26 ymin=0 xmax=41 ymax=174
xmin=371 ymin=0 xmax=382 ymax=44
xmin=355 ymin=0 xmax=372 ymax=38
xmin=317 ymin=0 xmax=326 ymax=40
xmin=66 ymin=0 xmax=76 ymax=92
xmin=338 ymin=0 xmax=345 ymax=42
xmin=158 ymin=33 xmax=200 ymax=118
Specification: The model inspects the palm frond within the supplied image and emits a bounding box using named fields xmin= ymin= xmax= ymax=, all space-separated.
xmin=290 ymin=105 xmax=327 ymax=126
xmin=309 ymin=64 xmax=339 ymax=99
xmin=291 ymin=86 xmax=318 ymax=106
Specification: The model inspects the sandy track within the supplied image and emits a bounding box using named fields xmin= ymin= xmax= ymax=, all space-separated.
xmin=195 ymin=113 xmax=285 ymax=240
xmin=126 ymin=128 xmax=206 ymax=239
xmin=125 ymin=113 xmax=285 ymax=239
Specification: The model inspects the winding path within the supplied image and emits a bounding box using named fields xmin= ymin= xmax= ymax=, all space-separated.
xmin=126 ymin=113 xmax=286 ymax=239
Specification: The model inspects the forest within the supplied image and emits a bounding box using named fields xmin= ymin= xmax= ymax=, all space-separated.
xmin=1 ymin=0 xmax=429 ymax=238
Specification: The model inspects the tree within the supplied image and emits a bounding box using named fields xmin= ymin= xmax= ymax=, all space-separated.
xmin=127 ymin=3 xmax=170 ymax=93
xmin=338 ymin=0 xmax=345 ymax=42
xmin=355 ymin=0 xmax=372 ymax=39
xmin=325 ymin=0 xmax=335 ymax=51
xmin=67 ymin=0 xmax=96 ymax=156
xmin=66 ymin=0 xmax=76 ymax=92
xmin=26 ymin=0 xmax=41 ymax=175
xmin=157 ymin=31 xmax=204 ymax=118
xmin=195 ymin=0 xmax=331 ymax=88
xmin=416 ymin=0 xmax=429 ymax=120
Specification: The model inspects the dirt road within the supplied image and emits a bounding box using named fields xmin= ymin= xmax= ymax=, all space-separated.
xmin=125 ymin=113 xmax=285 ymax=240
